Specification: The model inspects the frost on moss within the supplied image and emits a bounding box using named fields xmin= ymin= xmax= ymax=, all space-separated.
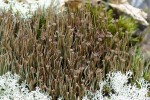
xmin=0 ymin=72 xmax=51 ymax=100
xmin=83 ymin=71 xmax=150 ymax=100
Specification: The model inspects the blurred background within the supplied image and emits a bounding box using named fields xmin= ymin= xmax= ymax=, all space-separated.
xmin=128 ymin=0 xmax=150 ymax=10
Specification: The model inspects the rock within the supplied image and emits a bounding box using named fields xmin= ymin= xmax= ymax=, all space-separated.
xmin=128 ymin=0 xmax=150 ymax=9
xmin=140 ymin=25 xmax=150 ymax=60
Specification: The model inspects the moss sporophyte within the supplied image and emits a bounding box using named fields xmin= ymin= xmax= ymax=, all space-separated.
xmin=0 ymin=0 xmax=149 ymax=99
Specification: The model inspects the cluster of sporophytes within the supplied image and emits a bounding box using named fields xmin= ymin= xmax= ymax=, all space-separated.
xmin=0 ymin=3 xmax=148 ymax=99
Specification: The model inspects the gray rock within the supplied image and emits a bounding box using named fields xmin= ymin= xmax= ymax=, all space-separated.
xmin=128 ymin=0 xmax=150 ymax=9
xmin=140 ymin=25 xmax=150 ymax=60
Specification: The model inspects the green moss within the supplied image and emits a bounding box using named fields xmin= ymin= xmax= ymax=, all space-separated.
xmin=37 ymin=12 xmax=46 ymax=39
xmin=130 ymin=47 xmax=145 ymax=81
xmin=118 ymin=16 xmax=137 ymax=34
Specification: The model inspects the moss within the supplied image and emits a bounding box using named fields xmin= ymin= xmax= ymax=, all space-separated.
xmin=37 ymin=12 xmax=46 ymax=39
xmin=0 ymin=2 xmax=146 ymax=99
